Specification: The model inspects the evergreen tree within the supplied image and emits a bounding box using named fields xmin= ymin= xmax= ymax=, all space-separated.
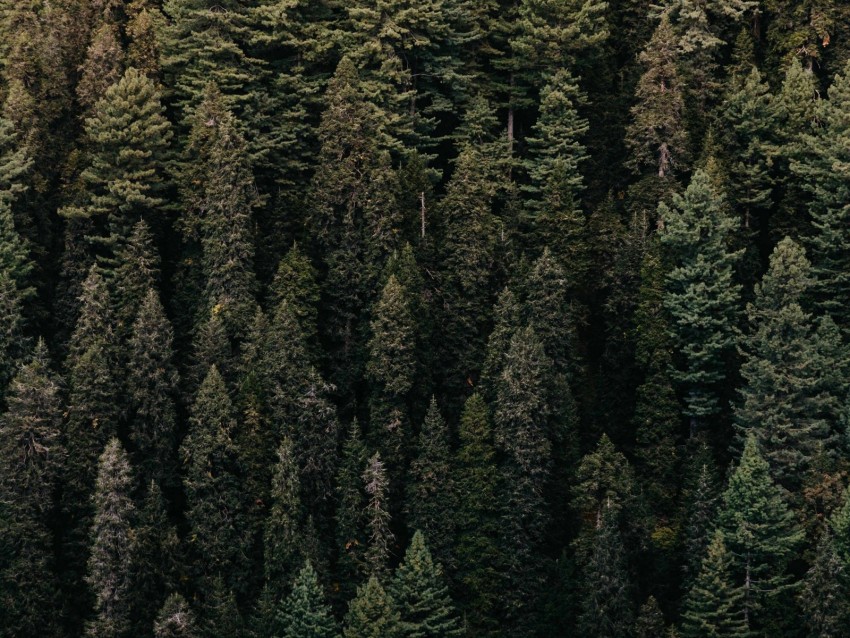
xmin=800 ymin=530 xmax=850 ymax=637
xmin=113 ymin=219 xmax=160 ymax=335
xmin=269 ymin=243 xmax=320 ymax=352
xmin=679 ymin=531 xmax=749 ymax=638
xmin=363 ymin=452 xmax=394 ymax=577
xmin=343 ymin=576 xmax=402 ymax=638
xmin=181 ymin=82 xmax=258 ymax=336
xmin=659 ymin=169 xmax=742 ymax=425
xmin=626 ymin=14 xmax=688 ymax=179
xmin=0 ymin=339 xmax=64 ymax=638
xmin=60 ymin=67 xmax=172 ymax=262
xmin=85 ymin=438 xmax=135 ymax=638
xmin=181 ymin=366 xmax=251 ymax=599
xmin=452 ymin=394 xmax=502 ymax=636
xmin=578 ymin=507 xmax=634 ymax=638
xmin=681 ymin=448 xmax=720 ymax=586
xmin=76 ymin=22 xmax=124 ymax=113
xmin=635 ymin=596 xmax=666 ymax=638
xmin=154 ymin=594 xmax=199 ymax=638
xmin=736 ymin=238 xmax=836 ymax=489
xmin=406 ymin=398 xmax=455 ymax=570
xmin=389 ymin=531 xmax=464 ymax=638
xmin=126 ymin=1 xmax=165 ymax=79
xmin=335 ymin=420 xmax=369 ymax=600
xmin=480 ymin=288 xmax=523 ymax=397
xmin=275 ymin=561 xmax=338 ymax=638
xmin=718 ymin=434 xmax=803 ymax=631
xmin=0 ymin=114 xmax=32 ymax=197
xmin=127 ymin=289 xmax=179 ymax=490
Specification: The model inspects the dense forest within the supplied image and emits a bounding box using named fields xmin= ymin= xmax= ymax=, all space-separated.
xmin=4 ymin=0 xmax=850 ymax=636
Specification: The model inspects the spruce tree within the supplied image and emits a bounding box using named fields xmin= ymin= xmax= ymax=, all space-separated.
xmin=659 ymin=169 xmax=742 ymax=425
xmin=0 ymin=339 xmax=64 ymax=638
xmin=635 ymin=596 xmax=666 ymax=638
xmin=718 ymin=434 xmax=803 ymax=631
xmin=681 ymin=449 xmax=720 ymax=586
xmin=154 ymin=594 xmax=199 ymax=638
xmin=60 ymin=67 xmax=172 ymax=261
xmin=126 ymin=1 xmax=165 ymax=79
xmin=343 ymin=576 xmax=402 ymax=638
xmin=452 ymin=394 xmax=502 ymax=636
xmin=76 ymin=21 xmax=124 ymax=113
xmin=406 ymin=398 xmax=455 ymax=570
xmin=800 ymin=530 xmax=850 ymax=637
xmin=363 ymin=452 xmax=394 ymax=578
xmin=679 ymin=531 xmax=749 ymax=638
xmin=85 ymin=438 xmax=135 ymax=638
xmin=269 ymin=243 xmax=320 ymax=352
xmin=335 ymin=420 xmax=369 ymax=599
xmin=275 ymin=561 xmax=338 ymax=638
xmin=389 ymin=531 xmax=464 ymax=638
xmin=181 ymin=366 xmax=251 ymax=599
xmin=0 ymin=114 xmax=32 ymax=197
xmin=112 ymin=219 xmax=160 ymax=335
xmin=127 ymin=289 xmax=179 ymax=490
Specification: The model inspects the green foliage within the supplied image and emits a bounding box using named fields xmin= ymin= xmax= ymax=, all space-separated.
xmin=335 ymin=420 xmax=369 ymax=600
xmin=635 ymin=596 xmax=666 ymax=638
xmin=800 ymin=530 xmax=850 ymax=637
xmin=343 ymin=576 xmax=402 ymax=638
xmin=363 ymin=452 xmax=394 ymax=578
xmin=275 ymin=561 xmax=338 ymax=638
xmin=389 ymin=531 xmax=464 ymax=638
xmin=154 ymin=594 xmax=199 ymax=638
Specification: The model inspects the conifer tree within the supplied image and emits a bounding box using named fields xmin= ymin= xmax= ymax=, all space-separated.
xmin=481 ymin=287 xmax=523 ymax=397
xmin=264 ymin=298 xmax=311 ymax=432
xmin=181 ymin=82 xmax=259 ymax=336
xmin=343 ymin=576 xmax=402 ymax=638
xmin=389 ymin=531 xmax=464 ymax=638
xmin=679 ymin=531 xmax=749 ymax=638
xmin=181 ymin=366 xmax=251 ymax=599
xmin=335 ymin=421 xmax=369 ymax=602
xmin=0 ymin=339 xmax=64 ymax=638
xmin=130 ymin=481 xmax=180 ymax=638
xmin=452 ymin=394 xmax=502 ymax=636
xmin=635 ymin=596 xmax=666 ymax=638
xmin=659 ymin=169 xmax=742 ymax=425
xmin=275 ymin=561 xmax=338 ymax=638
xmin=0 ymin=114 xmax=32 ymax=197
xmin=800 ymin=530 xmax=850 ymax=637
xmin=154 ymin=594 xmax=198 ymax=638
xmin=269 ymin=243 xmax=320 ymax=351
xmin=736 ymin=238 xmax=836 ymax=489
xmin=128 ymin=289 xmax=179 ymax=490
xmin=113 ymin=219 xmax=160 ymax=335
xmin=85 ymin=438 xmax=135 ymax=638
xmin=718 ymin=434 xmax=803 ymax=631
xmin=60 ymin=67 xmax=172 ymax=261
xmin=0 ymin=269 xmax=28 ymax=391
xmin=406 ymin=398 xmax=455 ymax=571
xmin=578 ymin=507 xmax=634 ymax=638
xmin=76 ymin=21 xmax=124 ymax=113
xmin=626 ymin=14 xmax=688 ymax=179
xmin=363 ymin=452 xmax=394 ymax=578
xmin=830 ymin=486 xmax=850 ymax=563
xmin=681 ymin=449 xmax=720 ymax=586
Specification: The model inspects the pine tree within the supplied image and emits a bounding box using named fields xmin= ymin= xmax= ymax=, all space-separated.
xmin=181 ymin=82 xmax=259 ymax=336
xmin=85 ymin=438 xmax=135 ymax=638
xmin=0 ymin=339 xmax=64 ymax=638
xmin=343 ymin=576 xmax=402 ymax=638
xmin=269 ymin=243 xmax=320 ymax=352
xmin=181 ymin=366 xmax=251 ymax=599
xmin=335 ymin=420 xmax=369 ymax=602
xmin=800 ymin=530 xmax=850 ymax=637
xmin=679 ymin=530 xmax=749 ymax=638
xmin=389 ymin=531 xmax=464 ymax=638
xmin=626 ymin=14 xmax=689 ymax=179
xmin=76 ymin=21 xmax=124 ymax=113
xmin=275 ymin=561 xmax=338 ymax=638
xmin=0 ymin=114 xmax=32 ymax=197
xmin=112 ymin=219 xmax=160 ymax=336
xmin=481 ymin=287 xmax=523 ymax=397
xmin=406 ymin=398 xmax=455 ymax=571
xmin=129 ymin=481 xmax=180 ymax=638
xmin=60 ymin=67 xmax=172 ymax=262
xmin=452 ymin=394 xmax=502 ymax=636
xmin=578 ymin=506 xmax=634 ymax=638
xmin=718 ymin=434 xmax=803 ymax=631
xmin=154 ymin=594 xmax=199 ymax=638
xmin=681 ymin=447 xmax=720 ymax=586
xmin=735 ymin=238 xmax=836 ymax=490
xmin=0 ymin=269 xmax=28 ymax=392
xmin=635 ymin=596 xmax=666 ymax=638
xmin=659 ymin=169 xmax=742 ymax=425
xmin=126 ymin=1 xmax=165 ymax=80
xmin=363 ymin=452 xmax=395 ymax=578
xmin=830 ymin=486 xmax=850 ymax=563
xmin=127 ymin=289 xmax=179 ymax=490
xmin=791 ymin=60 xmax=850 ymax=326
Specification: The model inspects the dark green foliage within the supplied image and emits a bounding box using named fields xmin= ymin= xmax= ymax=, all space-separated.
xmin=635 ymin=596 xmax=666 ymax=638
xmin=335 ymin=420 xmax=369 ymax=600
xmin=679 ymin=531 xmax=749 ymax=638
xmin=343 ymin=576 xmax=402 ymax=638
xmin=800 ymin=530 xmax=850 ymax=637
xmin=389 ymin=531 xmax=464 ymax=638
xmin=86 ymin=438 xmax=135 ymax=638
xmin=0 ymin=340 xmax=64 ymax=638
xmin=363 ymin=452 xmax=394 ymax=578
xmin=275 ymin=561 xmax=338 ymax=638
xmin=113 ymin=220 xmax=160 ymax=335
xmin=181 ymin=366 xmax=251 ymax=599
xmin=660 ymin=169 xmax=742 ymax=422
xmin=76 ymin=22 xmax=124 ymax=113
xmin=154 ymin=594 xmax=199 ymax=638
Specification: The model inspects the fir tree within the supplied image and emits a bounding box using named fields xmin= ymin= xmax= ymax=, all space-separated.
xmin=275 ymin=561 xmax=338 ymax=638
xmin=406 ymin=398 xmax=455 ymax=571
xmin=76 ymin=21 xmax=124 ymax=113
xmin=363 ymin=452 xmax=395 ymax=577
xmin=659 ymin=169 xmax=742 ymax=425
xmin=154 ymin=594 xmax=199 ymax=638
xmin=269 ymin=243 xmax=320 ymax=352
xmin=112 ymin=219 xmax=160 ymax=335
xmin=335 ymin=420 xmax=369 ymax=602
xmin=0 ymin=339 xmax=64 ymax=638
xmin=635 ymin=596 xmax=666 ymax=638
xmin=800 ymin=530 xmax=850 ymax=637
xmin=679 ymin=531 xmax=749 ymax=638
xmin=181 ymin=366 xmax=251 ymax=599
xmin=343 ymin=576 xmax=402 ymax=638
xmin=718 ymin=434 xmax=803 ymax=631
xmin=0 ymin=114 xmax=32 ymax=197
xmin=85 ymin=438 xmax=135 ymax=638
xmin=126 ymin=1 xmax=164 ymax=79
xmin=127 ymin=289 xmax=179 ymax=490
xmin=681 ymin=448 xmax=721 ymax=586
